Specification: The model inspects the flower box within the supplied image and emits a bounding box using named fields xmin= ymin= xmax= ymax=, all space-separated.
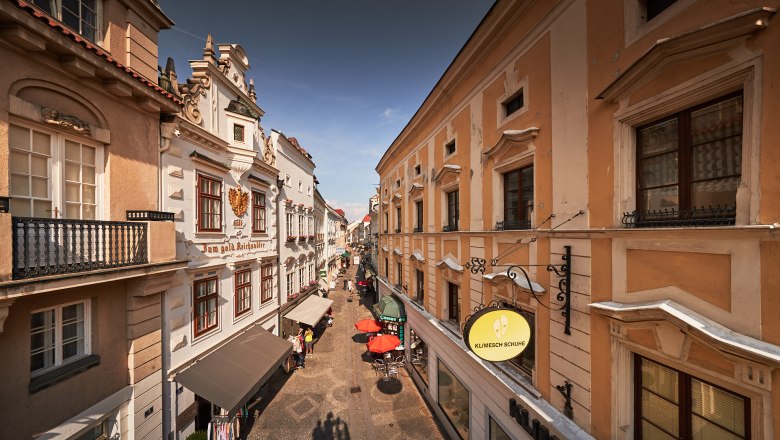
xmin=298 ymin=235 xmax=306 ymax=241
xmin=286 ymin=236 xmax=296 ymax=242
xmin=309 ymin=280 xmax=317 ymax=286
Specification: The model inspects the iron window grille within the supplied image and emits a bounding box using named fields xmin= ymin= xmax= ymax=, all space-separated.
xmin=233 ymin=124 xmax=244 ymax=142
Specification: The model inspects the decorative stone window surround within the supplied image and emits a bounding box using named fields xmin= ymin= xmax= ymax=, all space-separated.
xmin=623 ymin=0 xmax=696 ymax=46
xmin=496 ymin=73 xmax=529 ymax=128
xmin=484 ymin=128 xmax=538 ymax=228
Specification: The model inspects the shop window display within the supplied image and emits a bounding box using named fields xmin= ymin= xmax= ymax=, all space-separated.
xmin=409 ymin=329 xmax=428 ymax=386
xmin=438 ymin=359 xmax=469 ymax=439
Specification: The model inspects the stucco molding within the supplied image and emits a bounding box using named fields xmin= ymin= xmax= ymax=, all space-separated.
xmin=409 ymin=250 xmax=425 ymax=262
xmin=433 ymin=164 xmax=461 ymax=184
xmin=435 ymin=256 xmax=463 ymax=273
xmin=483 ymin=127 xmax=539 ymax=161
xmin=408 ymin=182 xmax=424 ymax=199
xmin=483 ymin=270 xmax=545 ymax=294
xmin=0 ymin=299 xmax=15 ymax=333
xmin=597 ymin=7 xmax=775 ymax=101
xmin=179 ymin=73 xmax=211 ymax=125
xmin=590 ymin=300 xmax=780 ymax=367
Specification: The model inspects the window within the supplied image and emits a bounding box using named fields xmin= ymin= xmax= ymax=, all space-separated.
xmin=307 ymin=186 xmax=311 ymax=196
xmin=234 ymin=269 xmax=251 ymax=317
xmin=193 ymin=277 xmax=219 ymax=337
xmin=197 ymin=174 xmax=222 ymax=232
xmin=410 ymin=329 xmax=428 ymax=385
xmin=233 ymin=124 xmax=244 ymax=142
xmin=636 ymin=93 xmax=742 ymax=216
xmin=415 ymin=201 xmax=423 ymax=232
xmin=635 ymin=355 xmax=749 ymax=439
xmin=415 ymin=164 xmax=421 ymax=175
xmin=385 ymin=258 xmax=389 ymax=277
xmin=298 ymin=214 xmax=305 ymax=236
xmin=261 ymin=265 xmax=273 ymax=304
xmin=645 ymin=0 xmax=677 ymax=21
xmin=298 ymin=181 xmax=303 ymax=192
xmin=445 ymin=140 xmax=456 ymax=156
xmin=446 ymin=190 xmax=459 ymax=231
xmin=415 ymin=269 xmax=424 ymax=303
xmin=395 ymin=206 xmax=402 ymax=233
xmin=503 ymin=166 xmax=533 ymax=229
xmin=397 ymin=262 xmax=402 ymax=286
xmin=32 ymin=0 xmax=99 ymax=41
xmin=384 ymin=212 xmax=389 ymax=233
xmin=395 ymin=179 xmax=401 ymax=188
xmin=31 ymin=301 xmax=89 ymax=374
xmin=9 ymin=124 xmax=101 ymax=219
xmin=286 ymin=212 xmax=294 ymax=239
xmin=286 ymin=271 xmax=294 ymax=297
xmin=298 ymin=267 xmax=305 ymax=290
xmin=75 ymin=419 xmax=111 ymax=440
xmin=506 ymin=310 xmax=535 ymax=376
xmin=448 ymin=282 xmax=459 ymax=323
xmin=252 ymin=191 xmax=266 ymax=233
xmin=503 ymin=90 xmax=524 ymax=117
xmin=308 ymin=216 xmax=314 ymax=236
xmin=489 ymin=417 xmax=512 ymax=440
xmin=437 ymin=359 xmax=469 ymax=439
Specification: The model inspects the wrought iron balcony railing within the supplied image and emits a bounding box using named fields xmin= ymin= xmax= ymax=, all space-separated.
xmin=622 ymin=206 xmax=736 ymax=228
xmin=442 ymin=224 xmax=458 ymax=232
xmin=494 ymin=219 xmax=531 ymax=231
xmin=12 ymin=217 xmax=148 ymax=280
xmin=413 ymin=226 xmax=423 ymax=233
xmin=394 ymin=228 xmax=401 ymax=233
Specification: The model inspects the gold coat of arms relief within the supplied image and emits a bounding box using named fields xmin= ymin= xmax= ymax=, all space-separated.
xmin=228 ymin=186 xmax=249 ymax=217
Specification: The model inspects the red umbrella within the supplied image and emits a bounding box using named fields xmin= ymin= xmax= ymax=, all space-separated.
xmin=367 ymin=334 xmax=401 ymax=353
xmin=355 ymin=319 xmax=382 ymax=333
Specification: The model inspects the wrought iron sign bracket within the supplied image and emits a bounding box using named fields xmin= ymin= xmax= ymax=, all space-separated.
xmin=463 ymin=245 xmax=572 ymax=336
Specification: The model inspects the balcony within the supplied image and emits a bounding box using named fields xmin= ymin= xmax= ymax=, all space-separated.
xmin=8 ymin=212 xmax=174 ymax=280
xmin=494 ymin=219 xmax=531 ymax=231
xmin=622 ymin=206 xmax=736 ymax=228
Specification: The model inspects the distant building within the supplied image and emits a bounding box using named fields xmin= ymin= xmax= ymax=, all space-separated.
xmin=158 ymin=38 xmax=289 ymax=437
xmin=376 ymin=0 xmax=780 ymax=438
xmin=0 ymin=1 xmax=184 ymax=438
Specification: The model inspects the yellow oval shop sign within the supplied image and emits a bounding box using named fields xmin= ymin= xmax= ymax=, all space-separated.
xmin=464 ymin=307 xmax=531 ymax=362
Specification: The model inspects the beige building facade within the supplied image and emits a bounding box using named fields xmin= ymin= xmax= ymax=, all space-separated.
xmin=0 ymin=0 xmax=185 ymax=438
xmin=376 ymin=0 xmax=780 ymax=439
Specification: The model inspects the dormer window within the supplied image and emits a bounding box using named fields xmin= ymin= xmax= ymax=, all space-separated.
xmin=414 ymin=165 xmax=421 ymax=176
xmin=233 ymin=124 xmax=244 ymax=143
xmin=32 ymin=0 xmax=100 ymax=42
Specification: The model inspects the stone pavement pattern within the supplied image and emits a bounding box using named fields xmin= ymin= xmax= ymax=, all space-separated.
xmin=246 ymin=262 xmax=447 ymax=440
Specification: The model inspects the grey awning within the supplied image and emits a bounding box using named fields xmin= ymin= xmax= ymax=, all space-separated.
xmin=173 ymin=324 xmax=291 ymax=417
xmin=283 ymin=295 xmax=334 ymax=326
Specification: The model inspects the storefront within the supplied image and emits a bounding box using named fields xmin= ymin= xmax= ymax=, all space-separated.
xmin=373 ymin=295 xmax=407 ymax=349
xmin=281 ymin=293 xmax=334 ymax=339
xmin=171 ymin=324 xmax=292 ymax=439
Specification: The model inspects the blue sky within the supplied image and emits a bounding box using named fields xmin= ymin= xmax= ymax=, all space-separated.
xmin=158 ymin=0 xmax=494 ymax=221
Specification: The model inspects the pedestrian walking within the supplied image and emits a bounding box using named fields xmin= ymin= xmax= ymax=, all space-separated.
xmin=296 ymin=329 xmax=306 ymax=368
xmin=290 ymin=333 xmax=303 ymax=369
xmin=304 ymin=328 xmax=315 ymax=356
xmin=348 ymin=279 xmax=354 ymax=293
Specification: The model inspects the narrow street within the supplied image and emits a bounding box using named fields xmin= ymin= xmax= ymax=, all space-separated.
xmin=246 ymin=261 xmax=447 ymax=440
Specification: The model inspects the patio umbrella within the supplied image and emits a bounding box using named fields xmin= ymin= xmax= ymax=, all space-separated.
xmin=355 ymin=319 xmax=382 ymax=333
xmin=367 ymin=335 xmax=401 ymax=353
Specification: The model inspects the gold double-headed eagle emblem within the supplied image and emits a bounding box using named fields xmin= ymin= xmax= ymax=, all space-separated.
xmin=228 ymin=186 xmax=249 ymax=217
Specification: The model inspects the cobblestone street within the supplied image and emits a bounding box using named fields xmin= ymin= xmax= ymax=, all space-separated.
xmin=246 ymin=263 xmax=446 ymax=440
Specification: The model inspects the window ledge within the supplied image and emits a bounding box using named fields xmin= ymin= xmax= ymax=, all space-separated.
xmin=494 ymin=364 xmax=542 ymax=399
xmin=30 ymin=354 xmax=100 ymax=393
xmin=439 ymin=320 xmax=462 ymax=340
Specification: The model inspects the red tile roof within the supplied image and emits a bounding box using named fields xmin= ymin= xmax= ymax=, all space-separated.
xmin=14 ymin=0 xmax=182 ymax=106
xmin=363 ymin=215 xmax=371 ymax=223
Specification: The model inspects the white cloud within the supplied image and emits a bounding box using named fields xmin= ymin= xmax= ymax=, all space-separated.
xmin=326 ymin=199 xmax=368 ymax=222
xmin=378 ymin=107 xmax=403 ymax=127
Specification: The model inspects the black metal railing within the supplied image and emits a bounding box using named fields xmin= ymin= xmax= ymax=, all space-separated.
xmin=12 ymin=217 xmax=148 ymax=280
xmin=622 ymin=206 xmax=736 ymax=228
xmin=494 ymin=219 xmax=531 ymax=231
xmin=413 ymin=226 xmax=423 ymax=233
xmin=442 ymin=224 xmax=458 ymax=232
xmin=394 ymin=228 xmax=401 ymax=233
xmin=126 ymin=210 xmax=175 ymax=222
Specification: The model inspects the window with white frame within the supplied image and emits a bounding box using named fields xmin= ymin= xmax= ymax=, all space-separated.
xmin=286 ymin=271 xmax=294 ymax=297
xmin=298 ymin=214 xmax=304 ymax=237
xmin=32 ymin=0 xmax=100 ymax=42
xmin=261 ymin=264 xmax=273 ymax=303
xmin=298 ymin=267 xmax=305 ymax=290
xmin=286 ymin=212 xmax=294 ymax=239
xmin=233 ymin=124 xmax=244 ymax=143
xmin=31 ymin=301 xmax=90 ymax=375
xmin=9 ymin=123 xmax=102 ymax=219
